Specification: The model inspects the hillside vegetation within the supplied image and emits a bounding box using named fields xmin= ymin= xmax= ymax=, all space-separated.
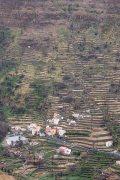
xmin=0 ymin=0 xmax=120 ymax=179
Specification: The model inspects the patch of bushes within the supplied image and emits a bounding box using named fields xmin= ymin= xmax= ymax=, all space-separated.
xmin=32 ymin=81 xmax=50 ymax=98
xmin=60 ymin=95 xmax=73 ymax=103
xmin=65 ymin=96 xmax=73 ymax=103
xmin=73 ymin=151 xmax=81 ymax=156
xmin=63 ymin=75 xmax=71 ymax=81
xmin=0 ymin=121 xmax=9 ymax=141
xmin=54 ymin=82 xmax=66 ymax=91
xmin=0 ymin=75 xmax=20 ymax=97
xmin=66 ymin=131 xmax=90 ymax=136
xmin=109 ymin=83 xmax=120 ymax=94
xmin=0 ymin=26 xmax=11 ymax=55
xmin=11 ymin=106 xmax=26 ymax=115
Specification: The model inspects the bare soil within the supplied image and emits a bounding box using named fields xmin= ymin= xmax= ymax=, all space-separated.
xmin=0 ymin=171 xmax=16 ymax=180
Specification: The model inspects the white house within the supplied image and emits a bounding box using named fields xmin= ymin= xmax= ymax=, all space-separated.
xmin=39 ymin=132 xmax=45 ymax=137
xmin=47 ymin=113 xmax=63 ymax=125
xmin=68 ymin=120 xmax=76 ymax=126
xmin=58 ymin=129 xmax=66 ymax=137
xmin=106 ymin=141 xmax=113 ymax=147
xmin=27 ymin=124 xmax=36 ymax=131
xmin=27 ymin=124 xmax=41 ymax=135
xmin=86 ymin=109 xmax=90 ymax=113
xmin=79 ymin=115 xmax=84 ymax=118
xmin=116 ymin=160 xmax=120 ymax=166
xmin=83 ymin=115 xmax=91 ymax=118
xmin=45 ymin=125 xmax=52 ymax=136
xmin=32 ymin=126 xmax=41 ymax=135
xmin=55 ymin=126 xmax=62 ymax=131
xmin=48 ymin=117 xmax=60 ymax=125
xmin=72 ymin=113 xmax=79 ymax=118
xmin=45 ymin=126 xmax=57 ymax=136
xmin=57 ymin=146 xmax=71 ymax=155
xmin=53 ymin=112 xmax=61 ymax=118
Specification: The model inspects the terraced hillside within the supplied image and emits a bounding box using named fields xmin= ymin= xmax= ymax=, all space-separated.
xmin=0 ymin=0 xmax=120 ymax=179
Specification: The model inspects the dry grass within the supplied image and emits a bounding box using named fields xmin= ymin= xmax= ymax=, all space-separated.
xmin=0 ymin=171 xmax=16 ymax=180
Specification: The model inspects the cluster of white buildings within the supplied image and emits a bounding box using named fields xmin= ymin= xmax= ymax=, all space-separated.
xmin=72 ymin=110 xmax=91 ymax=119
xmin=6 ymin=108 xmax=119 ymax=159
xmin=72 ymin=113 xmax=91 ymax=119
xmin=7 ymin=111 xmax=93 ymax=156
xmin=45 ymin=113 xmax=66 ymax=137
xmin=45 ymin=125 xmax=66 ymax=137
xmin=27 ymin=124 xmax=41 ymax=135
xmin=11 ymin=126 xmax=26 ymax=133
xmin=47 ymin=112 xmax=63 ymax=125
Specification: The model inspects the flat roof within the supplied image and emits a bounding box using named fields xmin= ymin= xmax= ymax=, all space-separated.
xmin=6 ymin=135 xmax=28 ymax=145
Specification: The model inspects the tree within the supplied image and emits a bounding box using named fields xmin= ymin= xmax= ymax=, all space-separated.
xmin=33 ymin=155 xmax=36 ymax=165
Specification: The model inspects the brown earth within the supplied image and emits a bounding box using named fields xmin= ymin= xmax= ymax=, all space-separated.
xmin=0 ymin=171 xmax=16 ymax=180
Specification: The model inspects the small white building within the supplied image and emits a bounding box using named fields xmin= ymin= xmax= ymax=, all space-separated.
xmin=27 ymin=124 xmax=36 ymax=131
xmin=68 ymin=120 xmax=76 ymax=126
xmin=55 ymin=126 xmax=62 ymax=131
xmin=45 ymin=125 xmax=52 ymax=136
xmin=48 ymin=118 xmax=60 ymax=125
xmin=106 ymin=141 xmax=113 ymax=147
xmin=83 ymin=115 xmax=91 ymax=118
xmin=116 ymin=160 xmax=120 ymax=166
xmin=86 ymin=109 xmax=90 ymax=113
xmin=58 ymin=129 xmax=66 ymax=137
xmin=21 ymin=128 xmax=26 ymax=132
xmin=57 ymin=146 xmax=71 ymax=155
xmin=32 ymin=126 xmax=41 ymax=135
xmin=79 ymin=115 xmax=84 ymax=118
xmin=72 ymin=113 xmax=79 ymax=118
xmin=53 ymin=112 xmax=61 ymax=118
xmin=27 ymin=124 xmax=41 ymax=135
xmin=47 ymin=113 xmax=63 ymax=125
xmin=39 ymin=132 xmax=45 ymax=137
xmin=11 ymin=126 xmax=21 ymax=131
xmin=6 ymin=135 xmax=28 ymax=146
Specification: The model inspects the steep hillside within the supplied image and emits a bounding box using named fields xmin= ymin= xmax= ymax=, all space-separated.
xmin=0 ymin=0 xmax=120 ymax=179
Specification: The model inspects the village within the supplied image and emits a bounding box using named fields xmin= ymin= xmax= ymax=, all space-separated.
xmin=0 ymin=0 xmax=120 ymax=179
xmin=1 ymin=110 xmax=120 ymax=180
xmin=5 ymin=112 xmax=87 ymax=155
